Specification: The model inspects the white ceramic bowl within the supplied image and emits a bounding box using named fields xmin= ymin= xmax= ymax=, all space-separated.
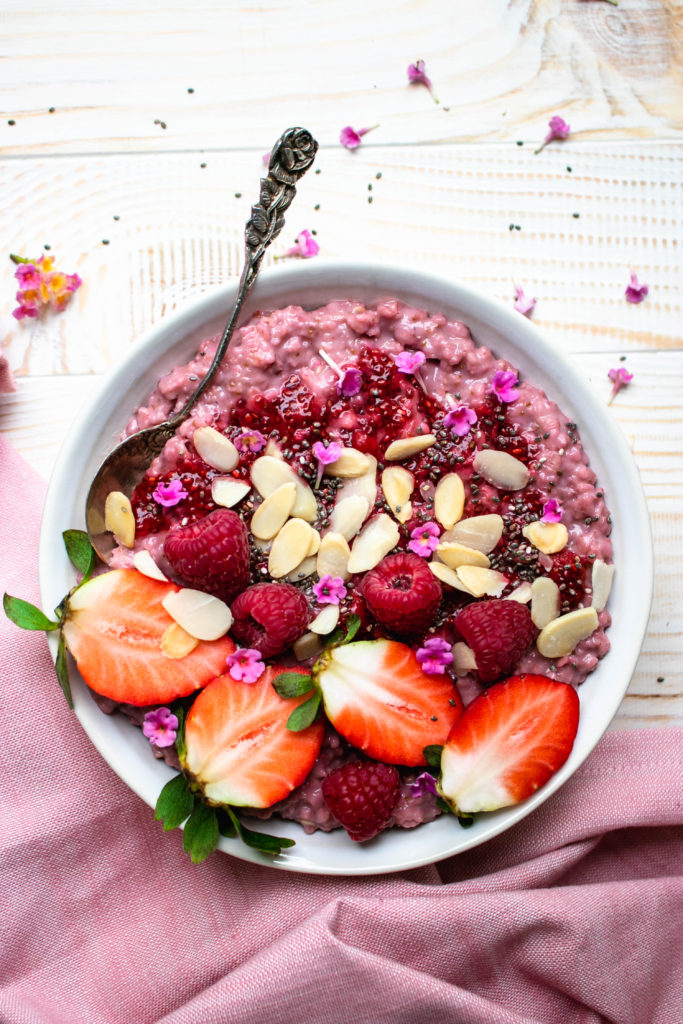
xmin=39 ymin=260 xmax=652 ymax=876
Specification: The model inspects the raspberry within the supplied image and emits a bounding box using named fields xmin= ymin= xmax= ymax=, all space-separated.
xmin=547 ymin=549 xmax=587 ymax=612
xmin=360 ymin=553 xmax=441 ymax=637
xmin=230 ymin=582 xmax=310 ymax=658
xmin=163 ymin=508 xmax=250 ymax=603
xmin=321 ymin=761 xmax=400 ymax=842
xmin=454 ymin=599 xmax=537 ymax=684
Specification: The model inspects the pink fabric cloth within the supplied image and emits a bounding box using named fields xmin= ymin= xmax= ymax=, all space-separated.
xmin=1 ymin=434 xmax=682 ymax=1024
xmin=0 ymin=350 xmax=17 ymax=392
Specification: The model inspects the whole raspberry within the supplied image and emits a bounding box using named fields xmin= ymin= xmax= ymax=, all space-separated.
xmin=230 ymin=582 xmax=310 ymax=658
xmin=454 ymin=599 xmax=537 ymax=684
xmin=359 ymin=552 xmax=441 ymax=637
xmin=163 ymin=508 xmax=250 ymax=603
xmin=321 ymin=761 xmax=400 ymax=842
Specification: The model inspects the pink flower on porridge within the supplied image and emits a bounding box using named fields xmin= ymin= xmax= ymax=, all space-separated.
xmin=338 ymin=366 xmax=363 ymax=396
xmin=340 ymin=125 xmax=377 ymax=150
xmin=312 ymin=440 xmax=342 ymax=487
xmin=625 ymin=272 xmax=648 ymax=304
xmin=408 ymin=521 xmax=440 ymax=558
xmin=312 ymin=574 xmax=347 ymax=606
xmin=541 ymin=498 xmax=563 ymax=523
xmin=490 ymin=369 xmax=519 ymax=403
xmin=227 ymin=648 xmax=265 ymax=684
xmin=284 ymin=230 xmax=319 ymax=259
xmin=444 ymin=404 xmax=477 ymax=437
xmin=416 ymin=636 xmax=453 ymax=674
xmin=608 ymin=366 xmax=634 ymax=404
xmin=408 ymin=771 xmax=439 ymax=798
xmin=407 ymin=60 xmax=439 ymax=104
xmin=142 ymin=707 xmax=178 ymax=748
xmin=235 ymin=428 xmax=266 ymax=453
xmin=513 ymin=284 xmax=537 ymax=318
xmin=394 ymin=350 xmax=426 ymax=375
xmin=534 ymin=115 xmax=571 ymax=154
xmin=152 ymin=478 xmax=188 ymax=507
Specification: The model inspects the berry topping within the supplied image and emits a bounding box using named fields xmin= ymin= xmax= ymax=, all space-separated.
xmin=163 ymin=508 xmax=250 ymax=603
xmin=359 ymin=552 xmax=442 ymax=637
xmin=453 ymin=599 xmax=537 ymax=684
xmin=321 ymin=760 xmax=401 ymax=842
xmin=230 ymin=582 xmax=310 ymax=658
xmin=547 ymin=548 xmax=588 ymax=612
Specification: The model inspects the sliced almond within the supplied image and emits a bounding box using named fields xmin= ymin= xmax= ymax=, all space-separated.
xmin=444 ymin=514 xmax=504 ymax=554
xmin=434 ymin=473 xmax=466 ymax=530
xmin=455 ymin=565 xmax=508 ymax=598
xmin=133 ymin=549 xmax=167 ymax=581
xmin=381 ymin=466 xmax=415 ymax=524
xmin=384 ymin=433 xmax=436 ymax=462
xmin=309 ymin=604 xmax=340 ymax=636
xmin=428 ymin=560 xmax=472 ymax=594
xmin=251 ymin=455 xmax=317 ymax=522
xmin=250 ymin=482 xmax=297 ymax=540
xmin=316 ymin=532 xmax=351 ymax=581
xmin=591 ymin=560 xmax=615 ymax=612
xmin=522 ymin=520 xmax=569 ymax=555
xmin=452 ymin=641 xmax=478 ymax=675
xmin=104 ymin=491 xmax=136 ymax=548
xmin=264 ymin=438 xmax=283 ymax=459
xmin=347 ymin=514 xmax=400 ymax=574
xmin=193 ymin=426 xmax=239 ymax=472
xmin=330 ymin=495 xmax=370 ymax=541
xmin=162 ymin=588 xmax=232 ymax=642
xmin=506 ymin=581 xmax=533 ymax=604
xmin=334 ymin=454 xmax=378 ymax=513
xmin=436 ymin=542 xmax=490 ymax=570
xmin=472 ymin=449 xmax=530 ymax=491
xmin=530 ymin=576 xmax=561 ymax=629
xmin=324 ymin=448 xmax=371 ymax=478
xmin=211 ymin=477 xmax=251 ymax=508
xmin=268 ymin=518 xmax=315 ymax=579
xmin=306 ymin=529 xmax=321 ymax=557
xmin=160 ymin=622 xmax=199 ymax=659
xmin=293 ymin=630 xmax=325 ymax=662
xmin=536 ymin=606 xmax=599 ymax=658
xmin=285 ymin=555 xmax=318 ymax=583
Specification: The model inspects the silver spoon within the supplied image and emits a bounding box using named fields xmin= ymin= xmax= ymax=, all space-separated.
xmin=85 ymin=127 xmax=318 ymax=563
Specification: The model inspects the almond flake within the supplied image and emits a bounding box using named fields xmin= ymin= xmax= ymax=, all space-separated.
xmin=381 ymin=466 xmax=414 ymax=523
xmin=330 ymin=495 xmax=370 ymax=541
xmin=455 ymin=565 xmax=508 ymax=598
xmin=522 ymin=520 xmax=568 ymax=555
xmin=133 ymin=549 xmax=168 ymax=581
xmin=309 ymin=604 xmax=340 ymax=636
xmin=347 ymin=514 xmax=400 ymax=574
xmin=472 ymin=449 xmax=530 ymax=491
xmin=293 ymin=631 xmax=325 ymax=662
xmin=193 ymin=426 xmax=239 ymax=472
xmin=434 ymin=473 xmax=465 ymax=530
xmin=306 ymin=529 xmax=321 ymax=557
xmin=104 ymin=490 xmax=136 ymax=548
xmin=452 ymin=641 xmax=478 ymax=675
xmin=268 ymin=518 xmax=315 ymax=578
xmin=211 ymin=477 xmax=251 ymax=508
xmin=506 ymin=582 xmax=533 ymax=604
xmin=251 ymin=455 xmax=317 ymax=522
xmin=443 ymin=514 xmax=504 ymax=554
xmin=591 ymin=560 xmax=615 ymax=613
xmin=316 ymin=532 xmax=351 ymax=581
xmin=250 ymin=482 xmax=297 ymax=540
xmin=530 ymin=576 xmax=561 ymax=629
xmin=162 ymin=588 xmax=232 ymax=641
xmin=428 ymin=560 xmax=472 ymax=594
xmin=285 ymin=555 xmax=317 ymax=583
xmin=324 ymin=448 xmax=371 ymax=478
xmin=160 ymin=622 xmax=199 ymax=659
xmin=436 ymin=542 xmax=490 ymax=570
xmin=384 ymin=433 xmax=436 ymax=462
xmin=536 ymin=606 xmax=599 ymax=658
xmin=264 ymin=438 xmax=284 ymax=459
xmin=334 ymin=455 xmax=378 ymax=511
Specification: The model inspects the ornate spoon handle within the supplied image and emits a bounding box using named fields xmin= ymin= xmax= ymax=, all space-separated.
xmin=170 ymin=126 xmax=318 ymax=426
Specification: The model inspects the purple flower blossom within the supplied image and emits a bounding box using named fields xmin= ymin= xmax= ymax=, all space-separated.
xmin=227 ymin=648 xmax=266 ymax=684
xmin=416 ymin=637 xmax=454 ymax=675
xmin=541 ymin=498 xmax=563 ymax=523
xmin=338 ymin=366 xmax=363 ymax=396
xmin=142 ymin=707 xmax=178 ymax=748
xmin=490 ymin=369 xmax=520 ymax=403
xmin=284 ymin=229 xmax=319 ymax=259
xmin=340 ymin=125 xmax=377 ymax=150
xmin=408 ymin=771 xmax=439 ymax=797
xmin=625 ymin=272 xmax=648 ymax=304
xmin=152 ymin=478 xmax=188 ymax=507
xmin=607 ymin=366 xmax=634 ymax=404
xmin=394 ymin=350 xmax=426 ymax=375
xmin=11 ymin=252 xmax=82 ymax=320
xmin=444 ymin=404 xmax=477 ymax=437
xmin=534 ymin=115 xmax=571 ymax=154
xmin=408 ymin=521 xmax=440 ymax=558
xmin=407 ymin=60 xmax=439 ymax=104
xmin=235 ymin=428 xmax=266 ymax=453
xmin=312 ymin=574 xmax=347 ymax=605
xmin=513 ymin=284 xmax=537 ymax=318
xmin=312 ymin=439 xmax=343 ymax=487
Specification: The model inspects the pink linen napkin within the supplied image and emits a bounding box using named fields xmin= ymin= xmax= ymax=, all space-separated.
xmin=1 ymin=434 xmax=682 ymax=1024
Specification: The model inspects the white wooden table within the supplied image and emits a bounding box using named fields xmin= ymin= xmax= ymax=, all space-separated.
xmin=1 ymin=0 xmax=681 ymax=728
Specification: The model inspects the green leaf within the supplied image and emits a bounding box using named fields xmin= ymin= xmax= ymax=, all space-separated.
xmin=457 ymin=813 xmax=475 ymax=829
xmin=436 ymin=797 xmax=452 ymax=816
xmin=154 ymin=773 xmax=195 ymax=831
xmin=62 ymin=530 xmax=95 ymax=582
xmin=173 ymin=705 xmax=187 ymax=762
xmin=182 ymin=801 xmax=220 ymax=863
xmin=3 ymin=593 xmax=60 ymax=632
xmin=326 ymin=612 xmax=361 ymax=650
xmin=10 ymin=253 xmax=31 ymax=265
xmin=55 ymin=631 xmax=74 ymax=709
xmin=225 ymin=806 xmax=295 ymax=854
xmin=422 ymin=744 xmax=444 ymax=770
xmin=272 ymin=671 xmax=314 ymax=698
xmin=216 ymin=808 xmax=237 ymax=838
xmin=287 ymin=691 xmax=321 ymax=732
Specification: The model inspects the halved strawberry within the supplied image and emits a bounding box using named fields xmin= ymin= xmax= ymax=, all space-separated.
xmin=62 ymin=569 xmax=235 ymax=706
xmin=315 ymin=639 xmax=463 ymax=767
xmin=182 ymin=666 xmax=324 ymax=807
xmin=439 ymin=673 xmax=580 ymax=815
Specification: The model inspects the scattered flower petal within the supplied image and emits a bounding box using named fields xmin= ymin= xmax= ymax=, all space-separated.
xmin=513 ymin=284 xmax=537 ymax=318
xmin=338 ymin=366 xmax=363 ymax=396
xmin=607 ymin=366 xmax=634 ymax=404
xmin=408 ymin=521 xmax=440 ymax=558
xmin=490 ymin=369 xmax=520 ymax=403
xmin=444 ymin=404 xmax=477 ymax=437
xmin=283 ymin=229 xmax=319 ymax=259
xmin=394 ymin=350 xmax=426 ymax=375
xmin=227 ymin=647 xmax=266 ymax=684
xmin=312 ymin=439 xmax=343 ymax=487
xmin=10 ymin=253 xmax=82 ymax=321
xmin=408 ymin=771 xmax=439 ymax=797
xmin=534 ymin=115 xmax=571 ymax=154
xmin=625 ymin=272 xmax=648 ymax=304
xmin=416 ymin=637 xmax=454 ymax=674
xmin=152 ymin=478 xmax=188 ymax=507
xmin=340 ymin=125 xmax=378 ymax=150
xmin=407 ymin=60 xmax=439 ymax=104
xmin=541 ymin=498 xmax=563 ymax=523
xmin=142 ymin=707 xmax=178 ymax=748
xmin=235 ymin=428 xmax=266 ymax=453
xmin=312 ymin=574 xmax=347 ymax=605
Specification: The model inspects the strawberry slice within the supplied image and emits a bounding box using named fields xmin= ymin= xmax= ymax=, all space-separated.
xmin=62 ymin=568 xmax=235 ymax=706
xmin=182 ymin=666 xmax=324 ymax=807
xmin=439 ymin=673 xmax=580 ymax=815
xmin=315 ymin=639 xmax=463 ymax=767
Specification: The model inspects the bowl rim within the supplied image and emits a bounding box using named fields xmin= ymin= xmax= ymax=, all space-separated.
xmin=39 ymin=258 xmax=653 ymax=875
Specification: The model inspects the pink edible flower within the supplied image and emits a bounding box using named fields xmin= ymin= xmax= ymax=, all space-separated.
xmin=11 ymin=253 xmax=82 ymax=320
xmin=490 ymin=369 xmax=520 ymax=403
xmin=444 ymin=404 xmax=477 ymax=438
xmin=408 ymin=771 xmax=439 ymax=797
xmin=152 ymin=478 xmax=188 ymax=507
xmin=513 ymin=284 xmax=537 ymax=318
xmin=407 ymin=60 xmax=439 ymax=104
xmin=284 ymin=229 xmax=319 ymax=259
xmin=338 ymin=366 xmax=363 ymax=397
xmin=227 ymin=648 xmax=265 ymax=684
xmin=394 ymin=350 xmax=426 ymax=375
xmin=625 ymin=272 xmax=648 ymax=304
xmin=408 ymin=521 xmax=440 ymax=558
xmin=340 ymin=125 xmax=377 ymax=150
xmin=416 ymin=637 xmax=454 ymax=675
xmin=142 ymin=707 xmax=178 ymax=748
xmin=608 ymin=366 xmax=634 ymax=404
xmin=534 ymin=115 xmax=571 ymax=155
xmin=312 ymin=439 xmax=343 ymax=487
xmin=235 ymin=428 xmax=266 ymax=453
xmin=312 ymin=574 xmax=347 ymax=606
xmin=541 ymin=498 xmax=563 ymax=523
